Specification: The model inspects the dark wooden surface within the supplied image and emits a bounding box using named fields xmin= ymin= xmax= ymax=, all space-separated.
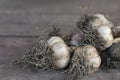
xmin=0 ymin=0 xmax=120 ymax=80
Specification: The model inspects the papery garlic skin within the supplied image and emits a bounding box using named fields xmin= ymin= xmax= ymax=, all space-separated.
xmin=47 ymin=36 xmax=70 ymax=69
xmin=74 ymin=45 xmax=101 ymax=74
xmin=70 ymin=32 xmax=83 ymax=46
xmin=112 ymin=26 xmax=120 ymax=38
xmin=48 ymin=36 xmax=64 ymax=47
xmin=97 ymin=25 xmax=113 ymax=48
xmin=113 ymin=38 xmax=120 ymax=43
xmin=92 ymin=14 xmax=113 ymax=28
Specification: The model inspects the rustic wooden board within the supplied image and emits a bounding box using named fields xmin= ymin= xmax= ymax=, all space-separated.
xmin=0 ymin=37 xmax=38 ymax=64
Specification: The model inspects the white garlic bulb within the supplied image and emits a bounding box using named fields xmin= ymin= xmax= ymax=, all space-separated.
xmin=74 ymin=45 xmax=101 ymax=74
xmin=47 ymin=36 xmax=70 ymax=69
xmin=97 ymin=25 xmax=113 ymax=49
xmin=76 ymin=13 xmax=114 ymax=50
xmin=92 ymin=14 xmax=114 ymax=50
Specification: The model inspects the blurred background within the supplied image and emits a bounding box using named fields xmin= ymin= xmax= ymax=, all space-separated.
xmin=0 ymin=0 xmax=120 ymax=80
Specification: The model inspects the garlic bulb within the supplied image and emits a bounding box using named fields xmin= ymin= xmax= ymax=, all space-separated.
xmin=67 ymin=45 xmax=101 ymax=80
xmin=74 ymin=45 xmax=101 ymax=74
xmin=47 ymin=36 xmax=70 ymax=69
xmin=97 ymin=25 xmax=113 ymax=49
xmin=90 ymin=14 xmax=114 ymax=50
xmin=76 ymin=13 xmax=114 ymax=50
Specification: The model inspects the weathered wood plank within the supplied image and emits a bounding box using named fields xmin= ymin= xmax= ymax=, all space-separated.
xmin=0 ymin=37 xmax=38 ymax=64
xmin=0 ymin=15 xmax=78 ymax=35
xmin=0 ymin=0 xmax=119 ymax=36
xmin=0 ymin=13 xmax=119 ymax=36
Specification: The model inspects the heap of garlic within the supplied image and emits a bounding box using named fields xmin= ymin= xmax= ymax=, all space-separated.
xmin=15 ymin=13 xmax=120 ymax=80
